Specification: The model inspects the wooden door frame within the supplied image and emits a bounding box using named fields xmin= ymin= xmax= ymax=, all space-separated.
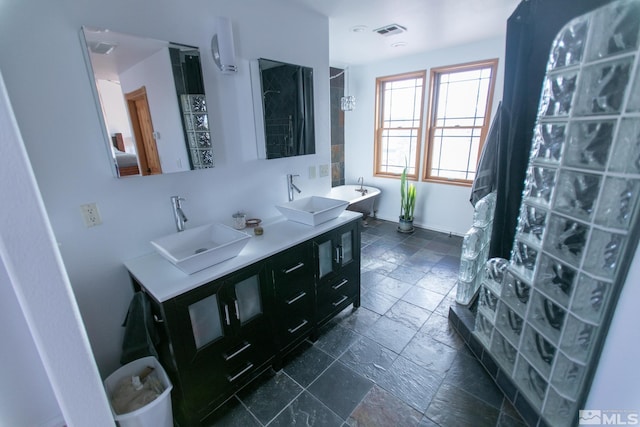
xmin=125 ymin=86 xmax=162 ymax=175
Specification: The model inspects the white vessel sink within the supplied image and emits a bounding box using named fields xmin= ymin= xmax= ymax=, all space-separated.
xmin=276 ymin=196 xmax=349 ymax=226
xmin=151 ymin=223 xmax=251 ymax=274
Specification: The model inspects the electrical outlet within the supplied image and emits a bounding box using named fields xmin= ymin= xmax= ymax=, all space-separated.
xmin=80 ymin=203 xmax=102 ymax=227
xmin=308 ymin=165 xmax=316 ymax=179
xmin=319 ymin=164 xmax=329 ymax=177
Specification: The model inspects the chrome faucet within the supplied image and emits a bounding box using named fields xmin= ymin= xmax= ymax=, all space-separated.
xmin=287 ymin=174 xmax=301 ymax=202
xmin=170 ymin=196 xmax=188 ymax=232
xmin=356 ymin=176 xmax=367 ymax=195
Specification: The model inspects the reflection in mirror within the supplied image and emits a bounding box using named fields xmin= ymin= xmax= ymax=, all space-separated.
xmin=251 ymin=58 xmax=315 ymax=159
xmin=80 ymin=27 xmax=213 ymax=178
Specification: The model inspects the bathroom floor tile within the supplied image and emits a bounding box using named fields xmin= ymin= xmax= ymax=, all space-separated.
xmin=401 ymin=332 xmax=458 ymax=372
xmin=336 ymin=306 xmax=381 ymax=334
xmin=368 ymin=275 xmax=413 ymax=298
xmin=314 ymin=323 xmax=361 ymax=358
xmin=419 ymin=312 xmax=464 ymax=349
xmin=360 ymin=289 xmax=398 ymax=315
xmin=202 ymin=396 xmax=260 ymax=427
xmin=282 ymin=341 xmax=335 ymax=387
xmin=236 ymin=369 xmax=303 ymax=425
xmin=308 ymin=361 xmax=374 ymax=419
xmin=388 ymin=265 xmax=426 ymax=285
xmin=339 ymin=335 xmax=398 ymax=382
xmin=416 ymin=272 xmax=457 ymax=295
xmin=376 ymin=355 xmax=444 ymax=413
xmin=347 ymin=385 xmax=422 ymax=427
xmin=269 ymin=391 xmax=344 ymax=427
xmin=401 ymin=286 xmax=445 ymax=311
xmin=363 ymin=315 xmax=417 ymax=354
xmin=442 ymin=351 xmax=504 ymax=409
xmin=425 ymin=382 xmax=500 ymax=427
xmin=384 ymin=300 xmax=431 ymax=330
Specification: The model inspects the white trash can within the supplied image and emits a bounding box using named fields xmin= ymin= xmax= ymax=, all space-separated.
xmin=104 ymin=356 xmax=173 ymax=427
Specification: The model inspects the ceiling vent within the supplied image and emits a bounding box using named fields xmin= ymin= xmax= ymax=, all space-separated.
xmin=373 ymin=24 xmax=407 ymax=37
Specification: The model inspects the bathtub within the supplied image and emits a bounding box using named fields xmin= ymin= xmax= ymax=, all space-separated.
xmin=325 ymin=184 xmax=381 ymax=218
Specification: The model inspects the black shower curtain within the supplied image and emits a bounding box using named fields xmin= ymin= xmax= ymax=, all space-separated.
xmin=486 ymin=0 xmax=615 ymax=259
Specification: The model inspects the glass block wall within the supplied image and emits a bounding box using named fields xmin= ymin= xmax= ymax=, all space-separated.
xmin=474 ymin=1 xmax=640 ymax=426
xmin=181 ymin=94 xmax=213 ymax=169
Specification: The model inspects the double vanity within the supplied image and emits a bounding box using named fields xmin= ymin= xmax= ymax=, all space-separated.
xmin=124 ymin=206 xmax=362 ymax=426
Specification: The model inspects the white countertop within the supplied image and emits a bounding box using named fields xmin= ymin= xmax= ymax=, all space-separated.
xmin=125 ymin=211 xmax=362 ymax=302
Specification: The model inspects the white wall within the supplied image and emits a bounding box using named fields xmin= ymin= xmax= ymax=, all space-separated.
xmin=344 ymin=36 xmax=506 ymax=235
xmin=0 ymin=0 xmax=330 ymax=378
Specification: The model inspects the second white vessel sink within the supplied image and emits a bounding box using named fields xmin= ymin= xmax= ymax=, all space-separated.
xmin=276 ymin=196 xmax=349 ymax=226
xmin=151 ymin=223 xmax=251 ymax=274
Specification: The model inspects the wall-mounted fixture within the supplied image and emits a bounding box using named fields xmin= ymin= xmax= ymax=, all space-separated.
xmin=211 ymin=16 xmax=237 ymax=74
xmin=341 ymin=67 xmax=355 ymax=112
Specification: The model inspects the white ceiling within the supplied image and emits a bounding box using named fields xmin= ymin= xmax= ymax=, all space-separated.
xmin=285 ymin=0 xmax=521 ymax=65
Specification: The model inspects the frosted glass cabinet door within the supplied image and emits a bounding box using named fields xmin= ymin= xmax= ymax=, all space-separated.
xmin=234 ymin=275 xmax=263 ymax=325
xmin=341 ymin=230 xmax=353 ymax=265
xmin=318 ymin=240 xmax=333 ymax=279
xmin=188 ymin=293 xmax=224 ymax=349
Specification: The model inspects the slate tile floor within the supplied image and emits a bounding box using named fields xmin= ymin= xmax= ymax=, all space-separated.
xmin=204 ymin=219 xmax=527 ymax=427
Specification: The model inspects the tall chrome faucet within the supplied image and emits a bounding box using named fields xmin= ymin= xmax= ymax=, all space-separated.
xmin=287 ymin=174 xmax=301 ymax=202
xmin=356 ymin=176 xmax=367 ymax=195
xmin=170 ymin=196 xmax=188 ymax=232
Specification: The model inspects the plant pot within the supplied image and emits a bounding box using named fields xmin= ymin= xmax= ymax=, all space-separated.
xmin=398 ymin=216 xmax=414 ymax=233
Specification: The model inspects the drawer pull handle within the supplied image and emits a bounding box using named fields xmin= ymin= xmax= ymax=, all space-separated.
xmin=332 ymin=295 xmax=349 ymax=307
xmin=234 ymin=300 xmax=240 ymax=320
xmin=224 ymin=305 xmax=231 ymax=325
xmin=283 ymin=262 xmax=305 ymax=274
xmin=288 ymin=319 xmax=309 ymax=334
xmin=286 ymin=291 xmax=307 ymax=305
xmin=153 ymin=314 xmax=164 ymax=323
xmin=224 ymin=342 xmax=252 ymax=361
xmin=332 ymin=279 xmax=348 ymax=290
xmin=228 ymin=363 xmax=254 ymax=382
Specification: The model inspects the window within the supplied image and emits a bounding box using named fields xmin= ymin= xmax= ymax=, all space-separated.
xmin=424 ymin=59 xmax=498 ymax=184
xmin=374 ymin=71 xmax=426 ymax=179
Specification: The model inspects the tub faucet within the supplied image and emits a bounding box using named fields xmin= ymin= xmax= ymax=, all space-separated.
xmin=356 ymin=177 xmax=367 ymax=195
xmin=287 ymin=174 xmax=301 ymax=201
xmin=171 ymin=196 xmax=188 ymax=232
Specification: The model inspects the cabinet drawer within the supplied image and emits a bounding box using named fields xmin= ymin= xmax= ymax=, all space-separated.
xmin=317 ymin=274 xmax=358 ymax=321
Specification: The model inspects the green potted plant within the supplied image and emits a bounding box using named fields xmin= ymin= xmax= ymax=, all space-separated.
xmin=399 ymin=166 xmax=416 ymax=233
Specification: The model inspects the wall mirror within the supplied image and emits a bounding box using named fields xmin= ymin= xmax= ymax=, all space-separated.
xmin=80 ymin=27 xmax=213 ymax=178
xmin=250 ymin=58 xmax=315 ymax=159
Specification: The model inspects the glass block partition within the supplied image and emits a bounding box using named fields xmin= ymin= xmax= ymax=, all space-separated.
xmin=473 ymin=1 xmax=640 ymax=426
xmin=181 ymin=94 xmax=214 ymax=169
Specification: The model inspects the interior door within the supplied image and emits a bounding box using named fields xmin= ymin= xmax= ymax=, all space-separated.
xmin=125 ymin=86 xmax=162 ymax=175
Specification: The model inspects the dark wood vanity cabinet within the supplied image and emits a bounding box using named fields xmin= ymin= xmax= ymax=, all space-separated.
xmin=313 ymin=221 xmax=361 ymax=325
xmin=133 ymin=217 xmax=361 ymax=426
xmin=270 ymin=241 xmax=315 ymax=354
xmin=160 ymin=261 xmax=275 ymax=425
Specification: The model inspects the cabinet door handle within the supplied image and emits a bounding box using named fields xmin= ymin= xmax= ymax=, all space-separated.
xmin=153 ymin=314 xmax=164 ymax=323
xmin=288 ymin=319 xmax=309 ymax=334
xmin=283 ymin=262 xmax=305 ymax=274
xmin=332 ymin=295 xmax=349 ymax=307
xmin=334 ymin=246 xmax=341 ymax=263
xmin=224 ymin=341 xmax=252 ymax=361
xmin=227 ymin=363 xmax=254 ymax=383
xmin=332 ymin=279 xmax=348 ymax=290
xmin=234 ymin=300 xmax=240 ymax=320
xmin=286 ymin=291 xmax=307 ymax=305
xmin=224 ymin=304 xmax=231 ymax=325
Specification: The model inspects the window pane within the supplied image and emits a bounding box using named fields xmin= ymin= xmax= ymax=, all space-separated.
xmin=375 ymin=72 xmax=424 ymax=177
xmin=426 ymin=61 xmax=496 ymax=182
